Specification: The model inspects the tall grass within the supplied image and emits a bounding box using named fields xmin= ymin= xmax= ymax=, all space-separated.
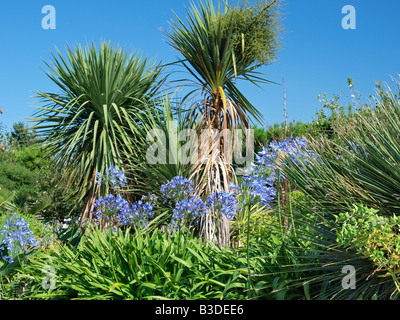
xmin=279 ymin=78 xmax=400 ymax=299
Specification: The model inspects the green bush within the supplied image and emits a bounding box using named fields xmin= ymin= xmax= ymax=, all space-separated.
xmin=336 ymin=204 xmax=400 ymax=278
xmin=0 ymin=156 xmax=39 ymax=196
xmin=0 ymin=144 xmax=82 ymax=220
xmin=230 ymin=202 xmax=276 ymax=247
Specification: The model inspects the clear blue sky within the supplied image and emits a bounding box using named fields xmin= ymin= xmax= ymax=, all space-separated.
xmin=0 ymin=0 xmax=399 ymax=131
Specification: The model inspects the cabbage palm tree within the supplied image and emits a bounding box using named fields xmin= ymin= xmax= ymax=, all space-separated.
xmin=30 ymin=42 xmax=165 ymax=227
xmin=164 ymin=0 xmax=282 ymax=245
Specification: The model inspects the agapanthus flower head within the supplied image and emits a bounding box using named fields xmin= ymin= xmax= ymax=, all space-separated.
xmin=255 ymin=137 xmax=310 ymax=170
xmin=0 ymin=214 xmax=38 ymax=264
xmin=232 ymin=137 xmax=313 ymax=207
xmin=206 ymin=192 xmax=238 ymax=220
xmin=170 ymin=197 xmax=208 ymax=230
xmin=95 ymin=166 xmax=127 ymax=190
xmin=160 ymin=176 xmax=196 ymax=205
xmin=117 ymin=193 xmax=157 ymax=228
xmin=92 ymin=193 xmax=131 ymax=222
xmin=238 ymin=175 xmax=277 ymax=206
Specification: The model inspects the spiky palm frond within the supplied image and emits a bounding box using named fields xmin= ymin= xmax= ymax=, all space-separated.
xmin=124 ymin=95 xmax=199 ymax=198
xmin=164 ymin=0 xmax=271 ymax=130
xmin=29 ymin=42 xmax=165 ymax=223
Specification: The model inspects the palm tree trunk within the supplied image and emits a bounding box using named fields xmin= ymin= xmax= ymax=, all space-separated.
xmin=79 ymin=170 xmax=97 ymax=234
xmin=201 ymin=98 xmax=232 ymax=247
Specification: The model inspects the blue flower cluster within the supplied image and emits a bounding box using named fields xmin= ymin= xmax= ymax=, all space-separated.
xmin=160 ymin=176 xmax=208 ymax=230
xmin=170 ymin=197 xmax=208 ymax=229
xmin=160 ymin=176 xmax=196 ymax=205
xmin=0 ymin=214 xmax=38 ymax=264
xmin=235 ymin=175 xmax=277 ymax=206
xmin=255 ymin=137 xmax=311 ymax=170
xmin=93 ymin=194 xmax=131 ymax=221
xmin=117 ymin=194 xmax=157 ymax=228
xmin=206 ymin=192 xmax=238 ymax=220
xmin=95 ymin=165 xmax=127 ymax=190
xmin=160 ymin=176 xmax=240 ymax=229
xmin=232 ymin=137 xmax=312 ymax=207
xmin=92 ymin=166 xmax=155 ymax=229
xmin=92 ymin=170 xmax=242 ymax=232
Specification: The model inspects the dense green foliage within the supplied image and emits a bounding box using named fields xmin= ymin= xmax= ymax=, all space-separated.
xmin=219 ymin=0 xmax=283 ymax=67
xmin=2 ymin=0 xmax=400 ymax=302
xmin=336 ymin=204 xmax=400 ymax=278
xmin=3 ymin=79 xmax=400 ymax=300
xmin=19 ymin=228 xmax=265 ymax=299
xmin=0 ymin=140 xmax=81 ymax=221
xmin=278 ymin=79 xmax=400 ymax=299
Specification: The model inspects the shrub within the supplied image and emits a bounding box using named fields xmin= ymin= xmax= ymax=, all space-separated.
xmin=0 ymin=145 xmax=82 ymax=220
xmin=231 ymin=203 xmax=276 ymax=247
xmin=284 ymin=78 xmax=400 ymax=218
xmin=336 ymin=204 xmax=400 ymax=280
xmin=0 ymin=155 xmax=39 ymax=197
